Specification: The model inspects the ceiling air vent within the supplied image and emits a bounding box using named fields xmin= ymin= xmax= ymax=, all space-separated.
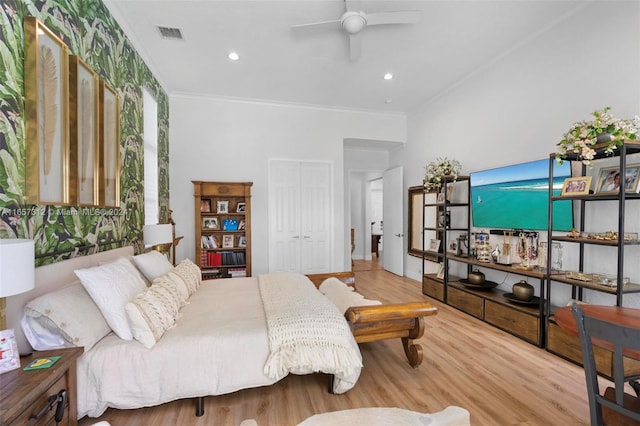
xmin=157 ymin=26 xmax=184 ymax=41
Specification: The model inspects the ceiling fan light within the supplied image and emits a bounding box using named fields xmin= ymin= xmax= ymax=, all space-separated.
xmin=342 ymin=12 xmax=366 ymax=34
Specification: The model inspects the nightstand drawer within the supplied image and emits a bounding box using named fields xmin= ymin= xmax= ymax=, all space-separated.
xmin=12 ymin=375 xmax=69 ymax=425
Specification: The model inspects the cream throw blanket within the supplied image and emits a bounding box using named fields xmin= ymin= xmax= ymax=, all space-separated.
xmin=259 ymin=273 xmax=362 ymax=391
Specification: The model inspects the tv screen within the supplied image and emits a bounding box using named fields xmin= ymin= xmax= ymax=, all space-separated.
xmin=470 ymin=158 xmax=573 ymax=231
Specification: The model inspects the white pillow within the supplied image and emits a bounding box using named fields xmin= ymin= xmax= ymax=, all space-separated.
xmin=125 ymin=278 xmax=181 ymax=348
xmin=132 ymin=251 xmax=174 ymax=282
xmin=22 ymin=281 xmax=112 ymax=352
xmin=75 ymin=257 xmax=147 ymax=340
xmin=319 ymin=277 xmax=381 ymax=315
xmin=172 ymin=259 xmax=202 ymax=296
xmin=152 ymin=273 xmax=188 ymax=308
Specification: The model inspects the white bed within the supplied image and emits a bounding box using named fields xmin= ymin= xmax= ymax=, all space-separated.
xmin=6 ymin=247 xmax=362 ymax=419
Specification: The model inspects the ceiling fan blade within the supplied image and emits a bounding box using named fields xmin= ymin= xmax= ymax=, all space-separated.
xmin=349 ymin=32 xmax=362 ymax=61
xmin=366 ymin=11 xmax=421 ymax=26
xmin=291 ymin=19 xmax=342 ymax=32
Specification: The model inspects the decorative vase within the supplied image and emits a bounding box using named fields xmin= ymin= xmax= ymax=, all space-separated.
xmin=512 ymin=280 xmax=534 ymax=301
xmin=596 ymin=133 xmax=612 ymax=143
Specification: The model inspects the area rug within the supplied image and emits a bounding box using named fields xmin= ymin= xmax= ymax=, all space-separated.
xmin=240 ymin=406 xmax=470 ymax=426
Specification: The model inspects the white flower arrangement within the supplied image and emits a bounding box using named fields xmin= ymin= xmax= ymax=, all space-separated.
xmin=556 ymin=107 xmax=639 ymax=165
xmin=424 ymin=157 xmax=462 ymax=191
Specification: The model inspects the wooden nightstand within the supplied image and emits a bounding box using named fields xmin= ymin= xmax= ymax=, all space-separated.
xmin=0 ymin=347 xmax=83 ymax=425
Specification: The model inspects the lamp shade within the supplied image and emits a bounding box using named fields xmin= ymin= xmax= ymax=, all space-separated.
xmin=0 ymin=239 xmax=35 ymax=297
xmin=144 ymin=224 xmax=173 ymax=247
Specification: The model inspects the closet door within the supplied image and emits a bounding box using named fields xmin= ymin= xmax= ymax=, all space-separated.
xmin=268 ymin=160 xmax=331 ymax=274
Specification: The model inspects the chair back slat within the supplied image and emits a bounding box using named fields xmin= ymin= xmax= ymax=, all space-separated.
xmin=571 ymin=304 xmax=640 ymax=426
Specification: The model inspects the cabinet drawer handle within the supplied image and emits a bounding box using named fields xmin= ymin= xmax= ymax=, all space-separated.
xmin=29 ymin=389 xmax=66 ymax=422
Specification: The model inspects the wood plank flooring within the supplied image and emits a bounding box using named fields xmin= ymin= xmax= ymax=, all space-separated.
xmin=79 ymin=260 xmax=595 ymax=425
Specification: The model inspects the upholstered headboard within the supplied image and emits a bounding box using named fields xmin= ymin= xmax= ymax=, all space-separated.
xmin=6 ymin=246 xmax=134 ymax=354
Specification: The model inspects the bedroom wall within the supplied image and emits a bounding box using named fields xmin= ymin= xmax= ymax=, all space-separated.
xmin=169 ymin=95 xmax=405 ymax=274
xmin=0 ymin=0 xmax=170 ymax=265
xmin=393 ymin=1 xmax=640 ymax=307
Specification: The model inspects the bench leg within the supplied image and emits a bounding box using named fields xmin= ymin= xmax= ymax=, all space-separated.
xmin=195 ymin=396 xmax=204 ymax=416
xmin=402 ymin=337 xmax=423 ymax=368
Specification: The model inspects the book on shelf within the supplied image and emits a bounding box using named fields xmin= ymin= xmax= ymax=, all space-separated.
xmin=201 ymin=235 xmax=219 ymax=249
xmin=228 ymin=267 xmax=247 ymax=278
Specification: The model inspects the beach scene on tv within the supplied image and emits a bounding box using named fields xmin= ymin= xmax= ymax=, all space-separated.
xmin=470 ymin=159 xmax=573 ymax=232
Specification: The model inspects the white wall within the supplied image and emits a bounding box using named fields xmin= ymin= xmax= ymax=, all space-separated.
xmin=170 ymin=96 xmax=405 ymax=274
xmin=393 ymin=1 xmax=640 ymax=307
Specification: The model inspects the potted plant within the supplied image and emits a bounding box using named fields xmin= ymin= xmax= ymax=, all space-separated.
xmin=424 ymin=157 xmax=462 ymax=191
xmin=556 ymin=107 xmax=639 ymax=165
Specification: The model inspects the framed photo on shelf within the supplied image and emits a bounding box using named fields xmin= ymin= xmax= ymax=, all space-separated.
xmin=222 ymin=234 xmax=234 ymax=248
xmin=24 ymin=17 xmax=71 ymax=205
xmin=238 ymin=219 xmax=246 ymax=230
xmin=202 ymin=217 xmax=218 ymax=229
xmin=447 ymin=240 xmax=458 ymax=254
xmin=238 ymin=235 xmax=247 ymax=247
xmin=429 ymin=238 xmax=441 ymax=252
xmin=222 ymin=219 xmax=238 ymax=231
xmin=436 ymin=262 xmax=445 ymax=280
xmin=236 ymin=202 xmax=246 ymax=213
xmin=560 ymin=176 xmax=591 ymax=196
xmin=200 ymin=199 xmax=211 ymax=213
xmin=217 ymin=200 xmax=229 ymax=214
xmin=436 ymin=186 xmax=454 ymax=203
xmin=595 ymin=164 xmax=640 ymax=194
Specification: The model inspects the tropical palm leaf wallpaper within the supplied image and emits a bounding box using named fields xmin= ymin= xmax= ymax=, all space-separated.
xmin=0 ymin=0 xmax=169 ymax=265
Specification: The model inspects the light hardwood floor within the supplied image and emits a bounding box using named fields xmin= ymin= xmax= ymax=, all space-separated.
xmin=79 ymin=260 xmax=595 ymax=425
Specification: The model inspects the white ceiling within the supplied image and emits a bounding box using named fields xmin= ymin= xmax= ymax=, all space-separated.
xmin=104 ymin=0 xmax=587 ymax=114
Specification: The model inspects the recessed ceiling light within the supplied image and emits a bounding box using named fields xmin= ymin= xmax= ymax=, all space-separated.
xmin=383 ymin=73 xmax=393 ymax=80
xmin=228 ymin=52 xmax=240 ymax=61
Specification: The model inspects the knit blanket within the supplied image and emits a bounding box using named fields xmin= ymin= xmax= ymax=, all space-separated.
xmin=258 ymin=272 xmax=362 ymax=393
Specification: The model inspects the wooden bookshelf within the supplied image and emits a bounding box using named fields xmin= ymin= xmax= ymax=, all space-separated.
xmin=193 ymin=181 xmax=252 ymax=279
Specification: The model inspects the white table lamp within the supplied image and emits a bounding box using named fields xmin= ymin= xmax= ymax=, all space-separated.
xmin=0 ymin=239 xmax=35 ymax=330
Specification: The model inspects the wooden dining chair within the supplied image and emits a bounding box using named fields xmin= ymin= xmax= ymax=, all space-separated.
xmin=571 ymin=304 xmax=640 ymax=425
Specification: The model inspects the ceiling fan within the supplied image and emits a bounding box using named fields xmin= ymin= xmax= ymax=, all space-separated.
xmin=291 ymin=0 xmax=421 ymax=61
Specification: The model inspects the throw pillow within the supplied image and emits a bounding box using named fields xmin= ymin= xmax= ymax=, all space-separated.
xmin=125 ymin=278 xmax=181 ymax=348
xmin=75 ymin=257 xmax=147 ymax=340
xmin=22 ymin=281 xmax=111 ymax=351
xmin=132 ymin=250 xmax=174 ymax=282
xmin=172 ymin=259 xmax=202 ymax=296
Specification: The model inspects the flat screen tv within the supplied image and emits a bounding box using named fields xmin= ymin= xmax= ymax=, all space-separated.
xmin=470 ymin=158 xmax=573 ymax=231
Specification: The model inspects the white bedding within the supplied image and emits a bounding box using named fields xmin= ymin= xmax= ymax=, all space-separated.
xmin=77 ymin=275 xmax=361 ymax=418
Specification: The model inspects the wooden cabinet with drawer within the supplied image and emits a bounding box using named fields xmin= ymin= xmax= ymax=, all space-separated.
xmin=422 ymin=275 xmax=444 ymax=302
xmin=547 ymin=320 xmax=640 ymax=380
xmin=447 ymin=285 xmax=484 ymax=319
xmin=485 ymin=300 xmax=540 ymax=345
xmin=0 ymin=347 xmax=82 ymax=425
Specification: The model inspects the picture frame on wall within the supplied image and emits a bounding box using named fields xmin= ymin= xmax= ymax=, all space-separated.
xmin=100 ymin=81 xmax=120 ymax=207
xmin=560 ymin=176 xmax=591 ymax=196
xmin=24 ymin=17 xmax=71 ymax=205
xmin=69 ymin=55 xmax=100 ymax=206
xmin=595 ymin=164 xmax=640 ymax=194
